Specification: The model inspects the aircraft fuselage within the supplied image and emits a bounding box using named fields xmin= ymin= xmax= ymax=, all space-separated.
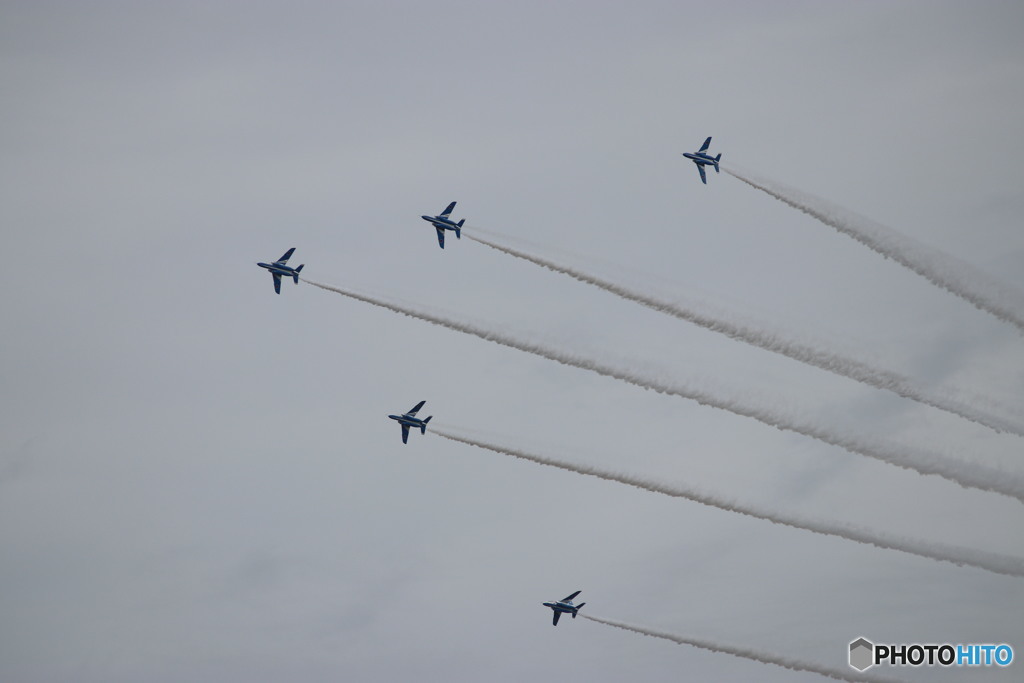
xmin=543 ymin=601 xmax=574 ymax=612
xmin=422 ymin=215 xmax=460 ymax=231
xmin=389 ymin=414 xmax=428 ymax=428
xmin=258 ymin=262 xmax=301 ymax=276
xmin=683 ymin=152 xmax=717 ymax=166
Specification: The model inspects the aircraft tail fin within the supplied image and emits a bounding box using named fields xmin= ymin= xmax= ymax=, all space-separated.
xmin=714 ymin=154 xmax=721 ymax=172
xmin=421 ymin=415 xmax=432 ymax=434
xmin=294 ymin=264 xmax=304 ymax=283
xmin=456 ymin=219 xmax=464 ymax=239
xmin=573 ymin=603 xmax=585 ymax=617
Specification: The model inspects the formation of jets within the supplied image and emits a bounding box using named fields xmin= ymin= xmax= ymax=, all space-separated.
xmin=682 ymin=136 xmax=721 ymax=185
xmin=257 ymin=141 xmax=716 ymax=287
xmin=543 ymin=590 xmax=585 ymax=626
xmin=421 ymin=201 xmax=465 ymax=249
xmin=388 ymin=400 xmax=433 ymax=444
xmin=257 ymin=247 xmax=304 ymax=294
xmin=254 ymin=141 xmax=719 ymax=624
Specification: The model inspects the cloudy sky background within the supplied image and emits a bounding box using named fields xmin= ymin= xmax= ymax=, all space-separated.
xmin=2 ymin=1 xmax=1023 ymax=680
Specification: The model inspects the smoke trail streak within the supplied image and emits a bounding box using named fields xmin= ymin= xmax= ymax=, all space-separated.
xmin=305 ymin=278 xmax=1024 ymax=503
xmin=433 ymin=428 xmax=1024 ymax=578
xmin=581 ymin=614 xmax=906 ymax=683
xmin=724 ymin=165 xmax=1024 ymax=333
xmin=464 ymin=229 xmax=1024 ymax=437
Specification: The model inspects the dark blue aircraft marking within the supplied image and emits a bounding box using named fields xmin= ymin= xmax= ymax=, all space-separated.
xmin=257 ymin=247 xmax=304 ymax=294
xmin=421 ymin=201 xmax=465 ymax=249
xmin=388 ymin=400 xmax=433 ymax=443
xmin=543 ymin=590 xmax=585 ymax=626
xmin=682 ymin=136 xmax=722 ymax=184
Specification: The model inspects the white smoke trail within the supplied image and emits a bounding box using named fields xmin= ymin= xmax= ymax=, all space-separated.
xmin=463 ymin=229 xmax=1024 ymax=437
xmin=304 ymin=278 xmax=1024 ymax=503
xmin=724 ymin=165 xmax=1024 ymax=333
xmin=581 ymin=614 xmax=906 ymax=683
xmin=432 ymin=428 xmax=1024 ymax=578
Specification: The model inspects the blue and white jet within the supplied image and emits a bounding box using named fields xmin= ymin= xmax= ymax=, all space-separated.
xmin=682 ymin=136 xmax=722 ymax=185
xmin=543 ymin=590 xmax=585 ymax=626
xmin=388 ymin=400 xmax=433 ymax=444
xmin=257 ymin=248 xmax=304 ymax=294
xmin=421 ymin=201 xmax=465 ymax=249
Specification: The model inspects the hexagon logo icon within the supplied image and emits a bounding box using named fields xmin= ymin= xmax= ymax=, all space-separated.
xmin=849 ymin=637 xmax=875 ymax=671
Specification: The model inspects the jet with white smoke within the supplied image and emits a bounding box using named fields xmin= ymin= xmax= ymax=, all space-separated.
xmin=305 ymin=278 xmax=1024 ymax=503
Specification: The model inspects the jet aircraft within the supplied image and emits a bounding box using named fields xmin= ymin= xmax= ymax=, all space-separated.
xmin=257 ymin=248 xmax=304 ymax=294
xmin=543 ymin=590 xmax=585 ymax=626
xmin=421 ymin=201 xmax=465 ymax=248
xmin=388 ymin=400 xmax=433 ymax=444
xmin=682 ymin=136 xmax=722 ymax=184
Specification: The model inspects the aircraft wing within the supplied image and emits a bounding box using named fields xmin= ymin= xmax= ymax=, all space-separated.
xmin=407 ymin=400 xmax=426 ymax=416
xmin=552 ymin=611 xmax=561 ymax=626
xmin=276 ymin=247 xmax=295 ymax=264
xmin=697 ymin=164 xmax=707 ymax=185
xmin=562 ymin=590 xmax=581 ymax=602
xmin=272 ymin=273 xmax=282 ymax=294
xmin=401 ymin=424 xmax=410 ymax=444
xmin=698 ymin=136 xmax=712 ymax=153
xmin=440 ymin=201 xmax=456 ymax=219
xmin=435 ymin=227 xmax=445 ymax=249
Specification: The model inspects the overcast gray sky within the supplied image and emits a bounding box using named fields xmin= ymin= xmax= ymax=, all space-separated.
xmin=2 ymin=1 xmax=1022 ymax=681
